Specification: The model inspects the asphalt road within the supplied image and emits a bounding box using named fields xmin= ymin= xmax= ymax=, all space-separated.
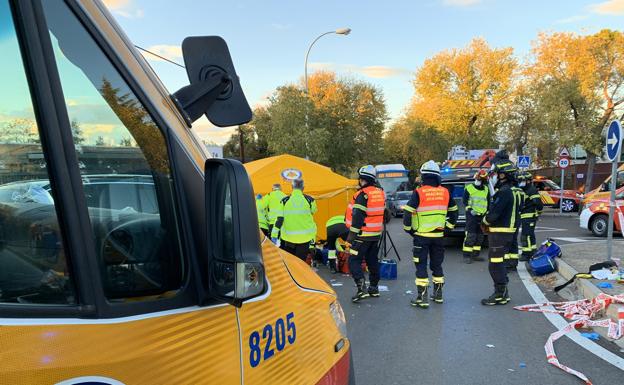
xmin=317 ymin=213 xmax=624 ymax=385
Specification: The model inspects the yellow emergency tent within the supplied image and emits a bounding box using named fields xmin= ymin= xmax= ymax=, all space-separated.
xmin=244 ymin=154 xmax=358 ymax=240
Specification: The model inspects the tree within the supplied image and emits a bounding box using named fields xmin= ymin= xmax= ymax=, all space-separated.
xmin=383 ymin=118 xmax=450 ymax=169
xmin=70 ymin=119 xmax=85 ymax=145
xmin=119 ymin=137 xmax=132 ymax=146
xmin=409 ymin=38 xmax=517 ymax=148
xmin=250 ymin=71 xmax=387 ymax=175
xmin=222 ymin=123 xmax=266 ymax=162
xmin=528 ymin=30 xmax=624 ymax=189
xmin=95 ymin=136 xmax=105 ymax=146
xmin=0 ymin=118 xmax=38 ymax=144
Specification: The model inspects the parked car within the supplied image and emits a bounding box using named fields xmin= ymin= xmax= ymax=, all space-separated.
xmin=533 ymin=175 xmax=582 ymax=212
xmin=387 ymin=190 xmax=412 ymax=217
xmin=579 ymin=193 xmax=624 ymax=237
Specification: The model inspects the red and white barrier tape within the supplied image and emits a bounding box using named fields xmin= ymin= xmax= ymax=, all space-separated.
xmin=515 ymin=293 xmax=624 ymax=384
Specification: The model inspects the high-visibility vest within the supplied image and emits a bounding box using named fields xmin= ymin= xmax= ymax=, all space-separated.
xmin=345 ymin=185 xmax=385 ymax=237
xmin=411 ymin=185 xmax=450 ymax=235
xmin=465 ymin=183 xmax=488 ymax=215
xmin=278 ymin=189 xmax=317 ymax=244
xmin=326 ymin=215 xmax=345 ymax=228
xmin=256 ymin=198 xmax=269 ymax=230
xmin=262 ymin=190 xmax=286 ymax=225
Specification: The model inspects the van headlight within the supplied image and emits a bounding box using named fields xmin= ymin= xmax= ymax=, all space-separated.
xmin=329 ymin=301 xmax=347 ymax=338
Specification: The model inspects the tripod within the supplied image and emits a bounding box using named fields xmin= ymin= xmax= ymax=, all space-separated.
xmin=378 ymin=222 xmax=401 ymax=261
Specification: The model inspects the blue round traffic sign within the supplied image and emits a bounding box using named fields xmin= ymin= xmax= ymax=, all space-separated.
xmin=606 ymin=120 xmax=622 ymax=162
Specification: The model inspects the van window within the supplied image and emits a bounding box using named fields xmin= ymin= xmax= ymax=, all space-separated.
xmin=0 ymin=1 xmax=75 ymax=305
xmin=41 ymin=2 xmax=184 ymax=301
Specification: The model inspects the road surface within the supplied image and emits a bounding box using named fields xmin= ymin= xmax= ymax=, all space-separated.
xmin=317 ymin=214 xmax=623 ymax=384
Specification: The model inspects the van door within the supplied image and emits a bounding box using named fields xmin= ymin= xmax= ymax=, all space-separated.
xmin=1 ymin=1 xmax=241 ymax=383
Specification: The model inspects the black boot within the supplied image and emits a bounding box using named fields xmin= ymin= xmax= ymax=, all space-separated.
xmin=481 ymin=284 xmax=510 ymax=306
xmin=351 ymin=279 xmax=369 ymax=303
xmin=368 ymin=285 xmax=380 ymax=298
xmin=410 ymin=285 xmax=429 ymax=308
xmin=329 ymin=259 xmax=338 ymax=274
xmin=463 ymin=253 xmax=473 ymax=264
xmin=431 ymin=283 xmax=444 ymax=304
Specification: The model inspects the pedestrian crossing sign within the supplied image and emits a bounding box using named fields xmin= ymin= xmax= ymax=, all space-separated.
xmin=518 ymin=155 xmax=531 ymax=168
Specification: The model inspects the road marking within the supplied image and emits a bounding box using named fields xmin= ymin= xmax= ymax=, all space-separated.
xmin=517 ymin=263 xmax=624 ymax=369
xmin=552 ymin=237 xmax=589 ymax=243
xmin=535 ymin=227 xmax=568 ymax=232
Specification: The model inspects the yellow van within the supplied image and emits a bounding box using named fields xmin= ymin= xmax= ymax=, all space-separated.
xmin=0 ymin=0 xmax=351 ymax=384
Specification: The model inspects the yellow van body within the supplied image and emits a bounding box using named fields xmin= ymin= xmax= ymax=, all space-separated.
xmin=0 ymin=0 xmax=351 ymax=384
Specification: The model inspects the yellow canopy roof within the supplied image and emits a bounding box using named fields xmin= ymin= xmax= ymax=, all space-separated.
xmin=244 ymin=154 xmax=357 ymax=196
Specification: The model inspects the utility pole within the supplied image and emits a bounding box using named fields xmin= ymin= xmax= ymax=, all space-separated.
xmin=238 ymin=125 xmax=245 ymax=163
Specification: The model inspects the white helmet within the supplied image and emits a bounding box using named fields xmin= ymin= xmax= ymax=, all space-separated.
xmin=420 ymin=160 xmax=440 ymax=176
xmin=358 ymin=165 xmax=377 ymax=181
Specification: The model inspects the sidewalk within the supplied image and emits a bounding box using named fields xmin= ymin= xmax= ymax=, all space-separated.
xmin=558 ymin=241 xmax=624 ymax=346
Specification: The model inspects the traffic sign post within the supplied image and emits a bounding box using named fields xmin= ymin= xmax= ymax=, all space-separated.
xmin=557 ymin=150 xmax=570 ymax=215
xmin=606 ymin=120 xmax=622 ymax=261
xmin=518 ymin=155 xmax=531 ymax=169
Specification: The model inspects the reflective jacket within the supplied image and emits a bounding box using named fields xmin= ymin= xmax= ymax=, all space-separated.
xmin=345 ymin=185 xmax=386 ymax=239
xmin=521 ymin=184 xmax=543 ymax=219
xmin=271 ymin=189 xmax=317 ymax=243
xmin=463 ymin=183 xmax=489 ymax=215
xmin=261 ymin=190 xmax=287 ymax=226
xmin=483 ymin=183 xmax=522 ymax=233
xmin=403 ymin=184 xmax=458 ymax=237
xmin=256 ymin=197 xmax=269 ymax=230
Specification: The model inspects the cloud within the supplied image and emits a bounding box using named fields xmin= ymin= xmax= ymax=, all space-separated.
xmin=309 ymin=62 xmax=410 ymax=79
xmin=555 ymin=14 xmax=590 ymax=24
xmin=101 ymin=0 xmax=144 ymax=18
xmin=192 ymin=117 xmax=237 ymax=145
xmin=358 ymin=66 xmax=411 ymax=79
xmin=590 ymin=0 xmax=624 ymax=15
xmin=142 ymin=45 xmax=183 ymax=63
xmin=442 ymin=0 xmax=482 ymax=7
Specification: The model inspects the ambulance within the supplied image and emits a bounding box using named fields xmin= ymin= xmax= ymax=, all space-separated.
xmin=0 ymin=0 xmax=352 ymax=384
xmin=532 ymin=175 xmax=582 ymax=212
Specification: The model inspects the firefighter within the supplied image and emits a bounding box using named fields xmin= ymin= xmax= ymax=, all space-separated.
xmin=481 ymin=161 xmax=521 ymax=306
xmin=256 ymin=194 xmax=269 ymax=237
xmin=262 ymin=183 xmax=286 ymax=240
xmin=505 ymin=180 xmax=526 ymax=271
xmin=462 ymin=169 xmax=489 ymax=264
xmin=518 ymin=171 xmax=543 ymax=261
xmin=326 ymin=215 xmax=348 ymax=274
xmin=271 ymin=179 xmax=317 ymax=261
xmin=403 ymin=160 xmax=458 ymax=308
xmin=345 ymin=165 xmax=386 ymax=302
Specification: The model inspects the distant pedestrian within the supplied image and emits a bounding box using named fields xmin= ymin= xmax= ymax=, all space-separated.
xmin=403 ymin=160 xmax=458 ymax=308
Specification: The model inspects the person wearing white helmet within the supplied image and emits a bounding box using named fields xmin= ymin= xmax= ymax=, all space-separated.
xmin=403 ymin=160 xmax=458 ymax=308
xmin=345 ymin=165 xmax=386 ymax=302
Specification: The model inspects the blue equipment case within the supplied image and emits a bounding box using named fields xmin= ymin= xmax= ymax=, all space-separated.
xmin=528 ymin=239 xmax=561 ymax=276
xmin=380 ymin=259 xmax=398 ymax=280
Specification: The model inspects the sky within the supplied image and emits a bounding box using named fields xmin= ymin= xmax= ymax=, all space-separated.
xmin=91 ymin=0 xmax=624 ymax=144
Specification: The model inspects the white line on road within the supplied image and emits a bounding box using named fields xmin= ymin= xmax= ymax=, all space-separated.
xmin=535 ymin=227 xmax=568 ymax=232
xmin=517 ymin=263 xmax=624 ymax=370
xmin=551 ymin=237 xmax=590 ymax=243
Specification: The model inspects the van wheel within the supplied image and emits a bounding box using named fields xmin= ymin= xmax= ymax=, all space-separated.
xmin=590 ymin=214 xmax=608 ymax=237
xmin=561 ymin=199 xmax=576 ymax=213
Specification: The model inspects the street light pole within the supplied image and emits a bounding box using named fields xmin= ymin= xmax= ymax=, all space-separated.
xmin=303 ymin=28 xmax=351 ymax=157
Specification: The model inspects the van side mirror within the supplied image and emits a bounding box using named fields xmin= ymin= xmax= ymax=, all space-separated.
xmin=173 ymin=36 xmax=252 ymax=127
xmin=205 ymin=158 xmax=264 ymax=307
